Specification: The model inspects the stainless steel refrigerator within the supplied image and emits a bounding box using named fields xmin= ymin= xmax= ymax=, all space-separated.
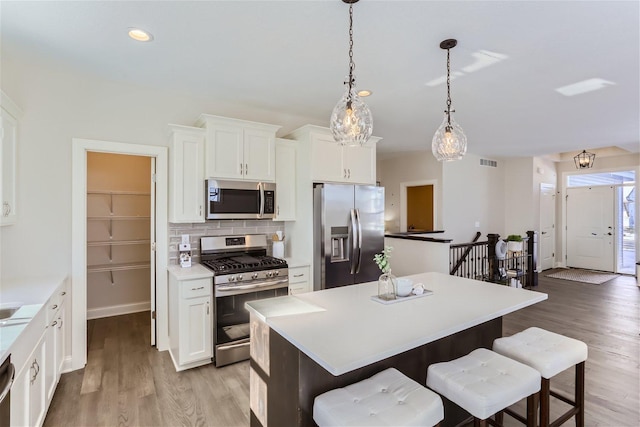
xmin=313 ymin=183 xmax=385 ymax=290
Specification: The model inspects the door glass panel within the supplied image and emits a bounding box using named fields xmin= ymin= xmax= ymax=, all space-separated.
xmin=618 ymin=185 xmax=636 ymax=274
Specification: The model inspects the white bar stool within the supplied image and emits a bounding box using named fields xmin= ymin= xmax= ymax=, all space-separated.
xmin=493 ymin=327 xmax=588 ymax=427
xmin=427 ymin=348 xmax=541 ymax=427
xmin=313 ymin=367 xmax=444 ymax=426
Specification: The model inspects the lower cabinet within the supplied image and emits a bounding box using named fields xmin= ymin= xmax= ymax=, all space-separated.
xmin=11 ymin=332 xmax=46 ymax=427
xmin=10 ymin=281 xmax=68 ymax=427
xmin=288 ymin=265 xmax=311 ymax=295
xmin=168 ymin=271 xmax=213 ymax=371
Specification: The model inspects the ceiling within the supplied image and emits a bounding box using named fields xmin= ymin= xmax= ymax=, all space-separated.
xmin=2 ymin=0 xmax=639 ymax=158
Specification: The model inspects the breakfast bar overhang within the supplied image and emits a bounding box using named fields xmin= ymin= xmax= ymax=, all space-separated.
xmin=245 ymin=272 xmax=548 ymax=427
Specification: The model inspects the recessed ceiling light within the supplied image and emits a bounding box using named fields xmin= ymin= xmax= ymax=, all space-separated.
xmin=358 ymin=90 xmax=372 ymax=97
xmin=555 ymin=78 xmax=615 ymax=96
xmin=128 ymin=27 xmax=153 ymax=42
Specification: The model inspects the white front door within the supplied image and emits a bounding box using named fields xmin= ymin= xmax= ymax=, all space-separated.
xmin=566 ymin=186 xmax=615 ymax=271
xmin=540 ymin=183 xmax=556 ymax=270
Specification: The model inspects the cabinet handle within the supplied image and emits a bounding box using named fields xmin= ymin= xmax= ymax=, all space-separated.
xmin=58 ymin=318 xmax=63 ymax=329
xmin=344 ymin=169 xmax=347 ymax=178
xmin=293 ymin=274 xmax=304 ymax=278
xmin=206 ymin=301 xmax=210 ymax=315
xmin=277 ymin=206 xmax=280 ymax=216
xmin=348 ymin=169 xmax=351 ymax=178
xmin=199 ymin=205 xmax=202 ymax=216
xmin=192 ymin=286 xmax=205 ymax=291
xmin=245 ymin=163 xmax=248 ymax=175
xmin=51 ymin=320 xmax=58 ymax=327
xmin=51 ymin=304 xmax=58 ymax=310
xmin=61 ymin=291 xmax=66 ymax=296
xmin=2 ymin=202 xmax=10 ymax=217
xmin=30 ymin=362 xmax=37 ymax=385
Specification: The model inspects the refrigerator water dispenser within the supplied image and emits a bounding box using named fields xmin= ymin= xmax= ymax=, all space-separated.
xmin=330 ymin=227 xmax=349 ymax=262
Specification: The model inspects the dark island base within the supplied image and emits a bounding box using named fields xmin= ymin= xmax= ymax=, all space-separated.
xmin=251 ymin=317 xmax=502 ymax=427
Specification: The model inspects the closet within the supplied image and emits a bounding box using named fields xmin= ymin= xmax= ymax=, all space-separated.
xmin=86 ymin=152 xmax=152 ymax=319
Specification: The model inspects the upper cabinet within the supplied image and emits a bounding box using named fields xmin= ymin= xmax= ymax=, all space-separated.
xmin=195 ymin=114 xmax=281 ymax=182
xmin=1 ymin=91 xmax=22 ymax=226
xmin=168 ymin=125 xmax=206 ymax=223
xmin=287 ymin=125 xmax=379 ymax=185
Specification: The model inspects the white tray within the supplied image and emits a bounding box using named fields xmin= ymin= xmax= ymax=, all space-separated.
xmin=371 ymin=289 xmax=433 ymax=305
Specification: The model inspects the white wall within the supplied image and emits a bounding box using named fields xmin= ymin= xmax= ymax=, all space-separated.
xmin=441 ymin=153 xmax=506 ymax=243
xmin=503 ymin=157 xmax=534 ymax=236
xmin=0 ymin=52 xmax=320 ymax=280
xmin=377 ymin=152 xmax=442 ymax=232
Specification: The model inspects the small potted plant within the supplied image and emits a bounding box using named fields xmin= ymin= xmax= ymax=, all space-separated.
xmin=506 ymin=234 xmax=524 ymax=252
xmin=374 ymin=246 xmax=397 ymax=301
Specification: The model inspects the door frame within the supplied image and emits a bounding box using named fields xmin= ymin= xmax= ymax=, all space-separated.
xmin=71 ymin=138 xmax=168 ymax=370
xmin=539 ymin=183 xmax=556 ymax=271
xmin=560 ymin=165 xmax=640 ymax=271
xmin=400 ymin=180 xmax=438 ymax=232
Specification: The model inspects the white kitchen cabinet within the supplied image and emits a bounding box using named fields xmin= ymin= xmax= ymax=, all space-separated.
xmin=274 ymin=139 xmax=296 ymax=221
xmin=168 ymin=267 xmax=214 ymax=371
xmin=1 ymin=91 xmax=21 ymax=226
xmin=11 ymin=332 xmax=46 ymax=427
xmin=288 ymin=265 xmax=311 ymax=295
xmin=196 ymin=114 xmax=281 ymax=182
xmin=168 ymin=124 xmax=205 ymax=223
xmin=44 ymin=286 xmax=67 ymax=403
xmin=288 ymin=125 xmax=379 ymax=185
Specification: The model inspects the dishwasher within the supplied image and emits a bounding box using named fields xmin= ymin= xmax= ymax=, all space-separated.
xmin=0 ymin=355 xmax=14 ymax=427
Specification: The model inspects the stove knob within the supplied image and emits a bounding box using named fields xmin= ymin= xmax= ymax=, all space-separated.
xmin=274 ymin=270 xmax=280 ymax=276
xmin=253 ymin=273 xmax=259 ymax=279
xmin=229 ymin=276 xmax=235 ymax=282
xmin=266 ymin=272 xmax=272 ymax=278
xmin=238 ymin=275 xmax=243 ymax=281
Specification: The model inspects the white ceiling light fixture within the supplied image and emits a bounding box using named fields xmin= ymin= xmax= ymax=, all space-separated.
xmin=556 ymin=78 xmax=615 ymax=97
xmin=128 ymin=27 xmax=154 ymax=42
xmin=329 ymin=0 xmax=373 ymax=147
xmin=432 ymin=39 xmax=467 ymax=162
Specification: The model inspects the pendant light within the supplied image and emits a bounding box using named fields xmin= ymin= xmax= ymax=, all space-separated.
xmin=432 ymin=39 xmax=467 ymax=161
xmin=330 ymin=0 xmax=373 ymax=147
xmin=573 ymin=150 xmax=596 ymax=169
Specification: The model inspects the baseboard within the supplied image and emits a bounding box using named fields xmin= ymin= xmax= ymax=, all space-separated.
xmin=60 ymin=356 xmax=75 ymax=373
xmin=87 ymin=301 xmax=150 ymax=320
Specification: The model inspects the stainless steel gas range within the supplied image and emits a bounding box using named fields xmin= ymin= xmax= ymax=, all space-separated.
xmin=200 ymin=234 xmax=288 ymax=367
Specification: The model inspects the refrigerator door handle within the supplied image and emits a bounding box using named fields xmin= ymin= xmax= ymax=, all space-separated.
xmin=349 ymin=208 xmax=358 ymax=274
xmin=258 ymin=182 xmax=265 ymax=218
xmin=355 ymin=208 xmax=363 ymax=273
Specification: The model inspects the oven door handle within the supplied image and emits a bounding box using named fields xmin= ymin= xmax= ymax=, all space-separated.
xmin=0 ymin=362 xmax=15 ymax=403
xmin=216 ymin=278 xmax=288 ymax=296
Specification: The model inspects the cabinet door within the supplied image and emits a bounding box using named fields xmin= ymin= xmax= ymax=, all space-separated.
xmin=204 ymin=123 xmax=244 ymax=179
xmin=45 ymin=316 xmax=57 ymax=403
xmin=1 ymin=107 xmax=18 ymax=226
xmin=310 ymin=133 xmax=344 ymax=183
xmin=169 ymin=126 xmax=205 ymax=223
xmin=343 ymin=144 xmax=376 ymax=184
xmin=29 ymin=337 xmax=46 ymax=427
xmin=274 ymin=139 xmax=296 ymax=221
xmin=179 ymin=295 xmax=212 ymax=364
xmin=10 ymin=361 xmax=29 ymax=427
xmin=55 ymin=304 xmax=65 ymax=380
xmin=243 ymin=128 xmax=275 ymax=182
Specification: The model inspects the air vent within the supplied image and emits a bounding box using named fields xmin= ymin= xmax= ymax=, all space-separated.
xmin=480 ymin=159 xmax=498 ymax=167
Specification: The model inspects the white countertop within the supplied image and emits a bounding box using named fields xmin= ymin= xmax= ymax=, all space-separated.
xmin=245 ymin=272 xmax=547 ymax=376
xmin=167 ymin=263 xmax=214 ymax=280
xmin=0 ymin=276 xmax=67 ymax=363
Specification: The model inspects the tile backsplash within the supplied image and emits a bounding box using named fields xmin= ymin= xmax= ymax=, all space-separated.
xmin=169 ymin=220 xmax=285 ymax=265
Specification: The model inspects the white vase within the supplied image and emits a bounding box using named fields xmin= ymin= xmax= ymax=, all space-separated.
xmin=507 ymin=241 xmax=523 ymax=252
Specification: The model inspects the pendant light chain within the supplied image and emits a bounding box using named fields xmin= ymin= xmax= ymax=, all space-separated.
xmin=445 ymin=47 xmax=452 ymax=127
xmin=347 ymin=3 xmax=355 ymax=92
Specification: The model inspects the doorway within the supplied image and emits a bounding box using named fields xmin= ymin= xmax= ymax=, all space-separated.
xmin=565 ymin=170 xmax=636 ymax=274
xmin=400 ymin=180 xmax=438 ymax=232
xmin=539 ymin=183 xmax=556 ymax=271
xmin=71 ymin=139 xmax=168 ymax=371
xmin=86 ymin=152 xmax=153 ymax=324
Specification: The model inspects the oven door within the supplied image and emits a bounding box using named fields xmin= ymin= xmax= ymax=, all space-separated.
xmin=206 ymin=179 xmax=275 ymax=220
xmin=214 ymin=279 xmax=288 ymax=367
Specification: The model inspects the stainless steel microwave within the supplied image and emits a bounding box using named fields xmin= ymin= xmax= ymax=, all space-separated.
xmin=206 ymin=179 xmax=276 ymax=220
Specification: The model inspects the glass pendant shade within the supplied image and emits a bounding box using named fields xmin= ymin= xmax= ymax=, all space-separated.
xmin=432 ymin=112 xmax=467 ymax=161
xmin=573 ymin=150 xmax=595 ymax=169
xmin=330 ymin=81 xmax=373 ymax=146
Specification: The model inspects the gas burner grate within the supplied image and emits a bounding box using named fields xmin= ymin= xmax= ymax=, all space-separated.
xmin=202 ymin=255 xmax=287 ymax=274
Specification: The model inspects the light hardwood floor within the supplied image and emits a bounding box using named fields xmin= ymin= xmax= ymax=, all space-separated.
xmin=44 ymin=272 xmax=639 ymax=426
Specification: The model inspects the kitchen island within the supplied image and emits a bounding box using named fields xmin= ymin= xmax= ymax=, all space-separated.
xmin=245 ymin=272 xmax=547 ymax=427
